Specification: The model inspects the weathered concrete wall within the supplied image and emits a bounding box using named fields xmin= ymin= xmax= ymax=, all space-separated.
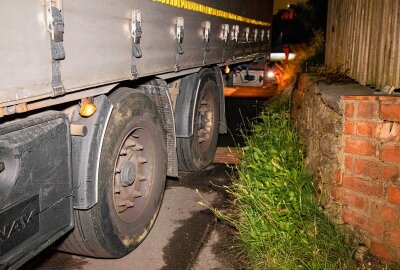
xmin=292 ymin=73 xmax=400 ymax=262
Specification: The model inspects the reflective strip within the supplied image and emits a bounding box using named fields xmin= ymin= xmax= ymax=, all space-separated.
xmin=152 ymin=0 xmax=271 ymax=26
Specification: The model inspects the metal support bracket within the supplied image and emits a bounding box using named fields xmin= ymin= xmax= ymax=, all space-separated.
xmin=221 ymin=24 xmax=229 ymax=61
xmin=231 ymin=25 xmax=239 ymax=42
xmin=222 ymin=23 xmax=229 ymax=42
xmin=253 ymin=29 xmax=258 ymax=42
xmin=245 ymin=27 xmax=250 ymax=42
xmin=203 ymin=21 xmax=211 ymax=51
xmin=131 ymin=10 xmax=142 ymax=58
xmin=229 ymin=25 xmax=239 ymax=60
xmin=131 ymin=10 xmax=142 ymax=78
xmin=176 ymin=17 xmax=185 ymax=55
xmin=202 ymin=21 xmax=211 ymax=64
xmin=46 ymin=0 xmax=65 ymax=96
xmin=175 ymin=17 xmax=184 ymax=71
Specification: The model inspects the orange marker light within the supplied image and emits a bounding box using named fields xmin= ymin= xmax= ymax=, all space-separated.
xmin=79 ymin=97 xmax=97 ymax=117
xmin=225 ymin=65 xmax=230 ymax=74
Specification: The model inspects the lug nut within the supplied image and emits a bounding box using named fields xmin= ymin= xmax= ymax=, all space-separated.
xmin=135 ymin=143 xmax=144 ymax=151
xmin=132 ymin=191 xmax=142 ymax=197
xmin=137 ymin=174 xmax=146 ymax=181
xmin=138 ymin=157 xmax=147 ymax=163
xmin=125 ymin=140 xmax=137 ymax=147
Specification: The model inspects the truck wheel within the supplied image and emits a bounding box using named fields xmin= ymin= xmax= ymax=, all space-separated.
xmin=177 ymin=69 xmax=220 ymax=171
xmin=59 ymin=89 xmax=166 ymax=258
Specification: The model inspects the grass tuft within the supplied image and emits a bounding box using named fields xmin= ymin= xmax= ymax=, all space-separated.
xmin=223 ymin=98 xmax=357 ymax=269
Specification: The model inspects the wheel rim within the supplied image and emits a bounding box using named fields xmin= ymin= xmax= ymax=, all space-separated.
xmin=196 ymin=86 xmax=215 ymax=153
xmin=113 ymin=127 xmax=154 ymax=224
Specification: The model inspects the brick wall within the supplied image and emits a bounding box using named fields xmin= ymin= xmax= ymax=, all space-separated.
xmin=292 ymin=74 xmax=400 ymax=263
xmin=336 ymin=96 xmax=400 ymax=261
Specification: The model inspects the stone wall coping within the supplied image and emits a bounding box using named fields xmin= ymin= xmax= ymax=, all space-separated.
xmin=304 ymin=73 xmax=400 ymax=115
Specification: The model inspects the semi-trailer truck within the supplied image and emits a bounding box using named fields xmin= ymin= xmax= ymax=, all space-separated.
xmin=0 ymin=0 xmax=273 ymax=268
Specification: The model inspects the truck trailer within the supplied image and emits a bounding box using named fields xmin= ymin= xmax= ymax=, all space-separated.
xmin=0 ymin=0 xmax=273 ymax=268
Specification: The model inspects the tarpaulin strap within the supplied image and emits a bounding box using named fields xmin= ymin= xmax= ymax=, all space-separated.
xmin=49 ymin=7 xmax=65 ymax=96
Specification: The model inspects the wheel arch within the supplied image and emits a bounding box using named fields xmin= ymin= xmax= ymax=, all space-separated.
xmin=70 ymin=80 xmax=177 ymax=210
xmin=174 ymin=67 xmax=227 ymax=138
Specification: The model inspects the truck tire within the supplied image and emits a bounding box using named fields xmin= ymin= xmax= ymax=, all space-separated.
xmin=59 ymin=88 xmax=166 ymax=258
xmin=177 ymin=69 xmax=220 ymax=171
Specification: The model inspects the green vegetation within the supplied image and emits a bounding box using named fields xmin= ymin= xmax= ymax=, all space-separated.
xmin=224 ymin=98 xmax=357 ymax=269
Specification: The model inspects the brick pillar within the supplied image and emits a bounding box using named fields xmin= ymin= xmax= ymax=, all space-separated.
xmin=334 ymin=96 xmax=400 ymax=262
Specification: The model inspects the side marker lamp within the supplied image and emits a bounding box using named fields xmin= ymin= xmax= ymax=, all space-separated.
xmin=80 ymin=97 xmax=97 ymax=117
xmin=225 ymin=65 xmax=230 ymax=74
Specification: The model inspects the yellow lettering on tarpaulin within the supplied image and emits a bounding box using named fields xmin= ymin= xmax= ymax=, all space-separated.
xmin=152 ymin=0 xmax=271 ymax=26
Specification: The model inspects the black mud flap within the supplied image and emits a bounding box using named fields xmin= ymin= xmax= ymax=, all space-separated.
xmin=0 ymin=111 xmax=73 ymax=269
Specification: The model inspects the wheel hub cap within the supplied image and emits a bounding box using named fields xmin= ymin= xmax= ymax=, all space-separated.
xmin=119 ymin=160 xmax=136 ymax=187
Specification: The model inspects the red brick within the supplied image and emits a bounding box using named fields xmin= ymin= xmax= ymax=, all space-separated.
xmin=343 ymin=96 xmax=377 ymax=101
xmin=354 ymin=158 xmax=399 ymax=181
xmin=339 ymin=190 xmax=367 ymax=211
xmin=378 ymin=96 xmax=400 ymax=102
xmin=387 ymin=228 xmax=400 ymax=247
xmin=382 ymin=207 xmax=395 ymax=223
xmin=344 ymin=138 xmax=376 ymax=156
xmin=380 ymin=144 xmax=400 ymax=163
xmin=368 ymin=222 xmax=384 ymax=241
xmin=345 ymin=103 xmax=355 ymax=118
xmin=342 ymin=174 xmax=383 ymax=198
xmin=369 ymin=202 xmax=395 ymax=223
xmin=357 ymin=122 xmax=375 ymax=137
xmin=344 ymin=121 xmax=354 ymax=135
xmin=380 ymin=104 xmax=400 ymax=122
xmin=354 ymin=159 xmax=380 ymax=178
xmin=342 ymin=209 xmax=383 ymax=240
xmin=342 ymin=208 xmax=365 ymax=226
xmin=358 ymin=102 xmax=378 ymax=119
xmin=388 ymin=186 xmax=400 ymax=205
xmin=371 ymin=241 xmax=393 ymax=261
xmin=333 ymin=170 xmax=343 ymax=185
xmin=383 ymin=166 xmax=400 ymax=182
xmin=344 ymin=156 xmax=353 ymax=171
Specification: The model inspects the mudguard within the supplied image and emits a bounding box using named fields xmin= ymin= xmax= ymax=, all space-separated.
xmin=69 ymin=95 xmax=113 ymax=210
xmin=0 ymin=111 xmax=73 ymax=269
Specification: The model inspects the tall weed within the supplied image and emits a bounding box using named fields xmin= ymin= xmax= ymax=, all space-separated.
xmin=226 ymin=98 xmax=356 ymax=269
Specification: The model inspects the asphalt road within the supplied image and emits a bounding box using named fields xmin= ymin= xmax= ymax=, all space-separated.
xmin=25 ymin=165 xmax=232 ymax=270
